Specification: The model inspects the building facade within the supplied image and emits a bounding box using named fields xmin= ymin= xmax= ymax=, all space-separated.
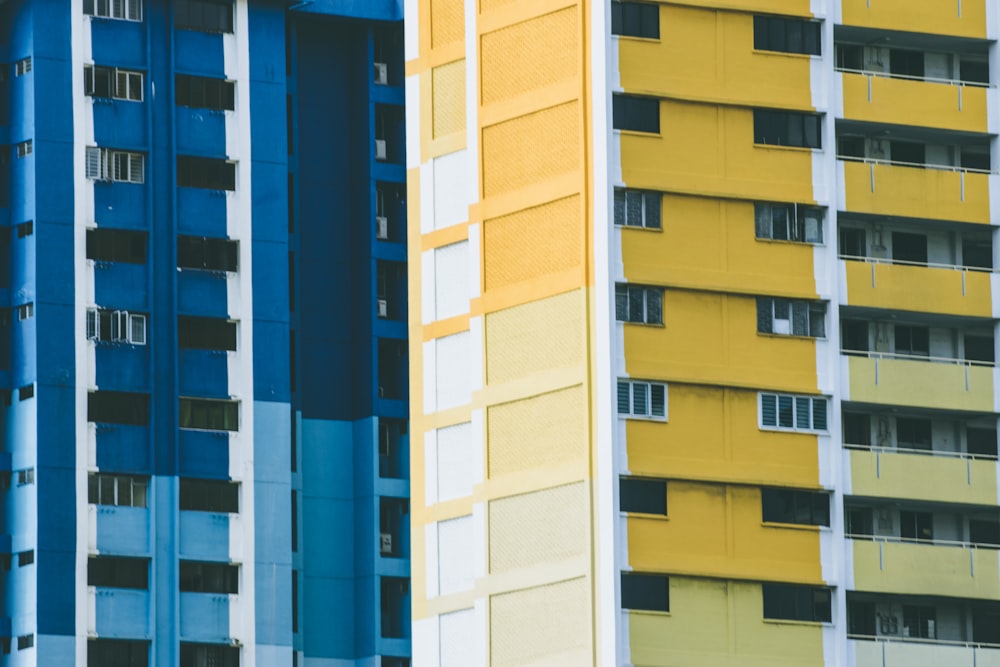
xmin=406 ymin=1 xmax=1000 ymax=665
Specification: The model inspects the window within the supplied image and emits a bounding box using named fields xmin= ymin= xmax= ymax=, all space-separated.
xmin=175 ymin=74 xmax=235 ymax=111
xmin=846 ymin=507 xmax=873 ymax=536
xmin=611 ymin=1 xmax=659 ymax=39
xmin=17 ymin=221 xmax=33 ymax=238
xmin=177 ymin=235 xmax=238 ymax=272
xmin=761 ymin=488 xmax=830 ymax=526
xmin=88 ymin=391 xmax=150 ymax=425
xmin=14 ymin=58 xmax=31 ymax=76
xmin=621 ymin=573 xmax=669 ymax=612
xmin=16 ymin=468 xmax=33 ymax=485
xmin=614 ymin=189 xmax=661 ymax=229
xmin=87 ymin=228 xmax=147 ymax=264
xmin=839 ymin=228 xmax=867 ymax=258
xmin=180 ymin=478 xmax=239 ymax=513
xmin=968 ymin=427 xmax=998 ymax=457
xmin=18 ymin=550 xmax=33 ymax=566
xmin=86 ymin=309 xmax=147 ymax=345
xmin=84 ymin=0 xmax=143 ymax=21
xmin=760 ymin=392 xmax=827 ymax=432
xmin=753 ymin=109 xmax=822 ymax=149
xmin=762 ymin=584 xmax=831 ymax=623
xmin=16 ymin=635 xmax=33 ymax=651
xmin=753 ymin=16 xmax=821 ymax=56
xmin=896 ymin=417 xmax=931 ymax=451
xmin=86 ymin=147 xmax=144 ymax=183
xmin=16 ymin=303 xmax=33 ymax=321
xmin=756 ymin=298 xmax=825 ymax=337
xmin=841 ymin=320 xmax=869 ymax=355
xmin=88 ymin=473 xmax=148 ymax=507
xmin=900 ymin=510 xmax=933 ymax=541
xmin=617 ymin=380 xmax=667 ymax=419
xmin=902 ymin=605 xmax=936 ymax=639
xmin=179 ymin=398 xmax=239 ymax=432
xmin=612 ymin=94 xmax=659 ymax=133
xmin=892 ymin=231 xmax=927 ymax=264
xmin=178 ymin=316 xmax=237 ymax=350
xmin=180 ymin=643 xmax=239 ymax=667
xmin=842 ymin=413 xmax=871 ymax=446
xmin=620 ymin=478 xmax=667 ymax=515
xmin=175 ymin=0 xmax=235 ymax=34
xmin=85 ymin=65 xmax=143 ymax=101
xmin=894 ymin=325 xmax=929 ymax=357
xmin=88 ymin=640 xmax=150 ymax=667
xmin=18 ymin=384 xmax=32 ymax=401
xmin=179 ymin=561 xmax=239 ymax=594
xmin=177 ymin=156 xmax=236 ymax=190
xmin=754 ymin=202 xmax=823 ymax=243
xmin=15 ymin=140 xmax=31 ymax=157
xmin=615 ymin=284 xmax=663 ymax=324
xmin=963 ymin=237 xmax=993 ymax=270
xmin=89 ymin=556 xmax=149 ymax=589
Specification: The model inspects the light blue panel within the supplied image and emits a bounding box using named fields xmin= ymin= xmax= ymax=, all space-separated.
xmin=301 ymin=418 xmax=353 ymax=498
xmin=36 ymin=635 xmax=76 ymax=667
xmin=178 ymin=511 xmax=229 ymax=562
xmin=253 ymin=480 xmax=290 ymax=566
xmin=95 ymin=506 xmax=150 ymax=556
xmin=254 ymin=562 xmax=292 ymax=646
xmin=256 ymin=644 xmax=293 ymax=667
xmin=94 ymin=589 xmax=151 ymax=638
xmin=178 ymin=592 xmax=230 ymax=643
xmin=302 ymin=496 xmax=355 ymax=577
xmin=302 ymin=576 xmax=355 ymax=659
xmin=253 ymin=400 xmax=290 ymax=485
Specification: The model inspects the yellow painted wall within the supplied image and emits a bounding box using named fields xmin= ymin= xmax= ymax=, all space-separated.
xmin=624 ymin=290 xmax=818 ymax=392
xmin=622 ymin=195 xmax=817 ymax=298
xmin=629 ymin=577 xmax=825 ymax=667
xmin=842 ymin=160 xmax=991 ymax=225
xmin=841 ymin=0 xmax=987 ymax=39
xmin=844 ymin=260 xmax=992 ymax=318
xmin=487 ymin=385 xmax=586 ymax=478
xmin=621 ymin=100 xmax=815 ymax=202
xmin=489 ymin=482 xmax=588 ymax=573
xmin=432 ymin=59 xmax=467 ymax=139
xmin=852 ymin=540 xmax=1000 ymax=599
xmin=490 ymin=577 xmax=591 ymax=666
xmin=851 ymin=638 xmax=999 ymax=667
xmin=627 ymin=481 xmax=824 ymax=583
xmin=846 ymin=356 xmax=994 ymax=413
xmin=841 ymin=72 xmax=988 ymax=134
xmin=627 ymin=385 xmax=820 ymax=488
xmin=667 ymin=0 xmax=812 ymax=14
xmin=620 ymin=5 xmax=813 ymax=110
xmin=849 ymin=449 xmax=998 ymax=506
xmin=430 ymin=0 xmax=463 ymax=48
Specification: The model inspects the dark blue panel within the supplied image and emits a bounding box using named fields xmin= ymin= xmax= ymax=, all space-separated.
xmin=295 ymin=0 xmax=403 ymax=21
xmin=95 ymin=345 xmax=151 ymax=392
xmin=90 ymin=18 xmax=146 ymax=68
xmin=175 ymin=30 xmax=225 ymax=77
xmin=178 ymin=349 xmax=229 ymax=398
xmin=250 ymin=241 xmax=288 ymax=322
xmin=36 ymin=547 xmax=75 ymax=635
xmin=94 ymin=263 xmax=149 ymax=311
xmin=175 ymin=108 xmax=227 ymax=157
xmin=249 ymin=162 xmax=287 ymax=243
xmin=251 ymin=320 xmax=289 ymax=404
xmin=176 ymin=188 xmax=227 ymax=236
xmin=93 ymin=100 xmax=149 ymax=149
xmin=96 ymin=425 xmax=151 ymax=473
xmin=178 ymin=429 xmax=229 ymax=479
xmin=177 ymin=271 xmax=228 ymax=317
xmin=94 ymin=183 xmax=148 ymax=227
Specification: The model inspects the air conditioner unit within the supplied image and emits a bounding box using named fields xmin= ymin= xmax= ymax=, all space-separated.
xmin=380 ymin=533 xmax=393 ymax=554
xmin=377 ymin=298 xmax=388 ymax=318
xmin=376 ymin=216 xmax=389 ymax=240
xmin=375 ymin=139 xmax=387 ymax=161
xmin=374 ymin=62 xmax=388 ymax=85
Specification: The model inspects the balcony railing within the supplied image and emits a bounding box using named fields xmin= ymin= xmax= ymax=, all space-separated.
xmin=841 ymin=349 xmax=994 ymax=368
xmin=845 ymin=442 xmax=998 ymax=462
xmin=839 ymin=254 xmax=993 ymax=274
xmin=847 ymin=532 xmax=1000 ymax=551
xmin=838 ymin=154 xmax=995 ymax=176
xmin=836 ymin=67 xmax=992 ymax=90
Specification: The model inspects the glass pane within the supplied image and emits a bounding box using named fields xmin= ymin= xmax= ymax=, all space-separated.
xmin=646 ymin=289 xmax=662 ymax=325
xmin=778 ymin=395 xmax=794 ymax=428
xmin=613 ymin=189 xmax=626 ymax=226
xmin=628 ymin=286 xmax=644 ymax=323
xmin=795 ymin=397 xmax=811 ymax=429
xmin=756 ymin=298 xmax=773 ymax=334
xmin=617 ymin=381 xmax=631 ymax=414
xmin=761 ymin=394 xmax=777 ymax=426
xmin=643 ymin=191 xmax=661 ymax=229
xmin=791 ymin=301 xmax=809 ymax=336
xmin=650 ymin=384 xmax=665 ymax=417
xmin=100 ymin=476 xmax=115 ymax=505
xmin=132 ymin=479 xmax=148 ymax=508
xmin=625 ymin=190 xmax=643 ymax=226
xmin=632 ymin=382 xmax=648 ymax=416
xmin=754 ymin=204 xmax=770 ymax=238
xmin=615 ymin=285 xmax=628 ymax=321
xmin=812 ymin=399 xmax=827 ymax=430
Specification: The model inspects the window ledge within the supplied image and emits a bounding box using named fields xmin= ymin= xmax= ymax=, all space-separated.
xmin=620 ymin=320 xmax=665 ymax=328
xmin=759 ymin=426 xmax=827 ymax=435
xmin=619 ymin=415 xmax=668 ymax=423
xmin=625 ymin=609 xmax=671 ymax=618
xmin=612 ymin=35 xmax=661 ymax=43
xmin=758 ymin=332 xmax=826 ymax=341
xmin=621 ymin=511 xmax=669 ymax=521
xmin=614 ymin=129 xmax=662 ymax=138
xmin=755 ymin=237 xmax=823 ymax=247
xmin=761 ymin=521 xmax=826 ymax=532
xmin=753 ymin=143 xmax=821 ymax=154
xmin=752 ymin=49 xmax=821 ymax=61
xmin=615 ymin=224 xmax=663 ymax=233
xmin=763 ymin=618 xmax=830 ymax=628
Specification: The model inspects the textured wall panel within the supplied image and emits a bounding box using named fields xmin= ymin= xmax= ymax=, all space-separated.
xmin=489 ymin=482 xmax=587 ymax=573
xmin=432 ymin=59 xmax=467 ymax=138
xmin=479 ymin=0 xmax=520 ymax=14
xmin=441 ymin=608 xmax=476 ymax=667
xmin=436 ymin=331 xmax=472 ymax=409
xmin=489 ymin=577 xmax=590 ymax=666
xmin=487 ymin=385 xmax=585 ymax=478
xmin=433 ymin=150 xmax=470 ymax=229
xmin=480 ymin=8 xmax=578 ymax=105
xmin=485 ymin=290 xmax=583 ymax=385
xmin=481 ymin=101 xmax=580 ymax=197
xmin=437 ymin=421 xmax=476 ymax=501
xmin=435 ymin=240 xmax=470 ymax=319
xmin=431 ymin=0 xmax=464 ymax=48
xmin=482 ymin=195 xmax=581 ymax=291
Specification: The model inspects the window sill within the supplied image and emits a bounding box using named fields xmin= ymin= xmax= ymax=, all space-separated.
xmin=752 ymin=49 xmax=821 ymax=61
xmin=755 ymin=237 xmax=822 ymax=247
xmin=762 ymin=618 xmax=831 ymax=628
xmin=758 ymin=426 xmax=827 ymax=435
xmin=619 ymin=415 xmax=668 ymax=423
xmin=619 ymin=320 xmax=665 ymax=328
xmin=624 ymin=609 xmax=671 ymax=618
xmin=611 ymin=34 xmax=661 ymax=43
xmin=761 ymin=521 xmax=826 ymax=532
xmin=615 ymin=224 xmax=663 ymax=233
xmin=753 ymin=143 xmax=822 ymax=154
xmin=758 ymin=332 xmax=826 ymax=342
xmin=614 ymin=129 xmax=662 ymax=138
xmin=621 ymin=511 xmax=669 ymax=522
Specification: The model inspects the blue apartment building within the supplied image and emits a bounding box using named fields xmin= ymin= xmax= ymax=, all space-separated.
xmin=0 ymin=1 xmax=408 ymax=665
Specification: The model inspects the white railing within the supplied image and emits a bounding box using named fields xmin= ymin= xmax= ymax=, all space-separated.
xmin=846 ymin=532 xmax=1000 ymax=551
xmin=844 ymin=442 xmax=999 ymax=462
xmin=838 ymin=253 xmax=994 ymax=273
xmin=841 ymin=349 xmax=995 ymax=367
xmin=837 ymin=154 xmax=996 ymax=175
xmin=850 ymin=634 xmax=1000 ymax=651
xmin=836 ymin=66 xmax=993 ymax=89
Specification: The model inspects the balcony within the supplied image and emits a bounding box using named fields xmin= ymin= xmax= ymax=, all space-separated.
xmin=851 ymin=537 xmax=1000 ymax=599
xmin=842 ymin=353 xmax=994 ymax=412
xmin=89 ymin=588 xmax=151 ymax=638
xmin=839 ymin=158 xmax=991 ymax=225
xmin=841 ymin=258 xmax=992 ymax=317
xmin=840 ymin=70 xmax=990 ymax=134
xmin=840 ymin=0 xmax=987 ymax=40
xmin=179 ymin=592 xmax=234 ymax=643
xmin=851 ymin=637 xmax=1000 ymax=667
xmin=179 ymin=511 xmax=233 ymax=562
xmin=93 ymin=505 xmax=150 ymax=555
xmin=847 ymin=447 xmax=998 ymax=506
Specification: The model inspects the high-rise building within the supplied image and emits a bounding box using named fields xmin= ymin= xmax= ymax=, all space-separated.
xmin=407 ymin=1 xmax=1000 ymax=665
xmin=0 ymin=2 xmax=408 ymax=666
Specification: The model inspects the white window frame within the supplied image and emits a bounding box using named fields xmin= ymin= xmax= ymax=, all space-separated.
xmin=617 ymin=379 xmax=668 ymax=420
xmin=755 ymin=202 xmax=824 ymax=244
xmin=616 ymin=284 xmax=663 ymax=325
xmin=14 ymin=58 xmax=31 ymax=76
xmin=757 ymin=297 xmax=826 ymax=338
xmin=86 ymin=147 xmax=144 ymax=183
xmin=91 ymin=473 xmax=148 ymax=507
xmin=86 ymin=308 xmax=147 ymax=345
xmin=85 ymin=0 xmax=143 ymax=21
xmin=16 ymin=303 xmax=33 ymax=321
xmin=15 ymin=140 xmax=32 ymax=158
xmin=85 ymin=65 xmax=144 ymax=101
xmin=614 ymin=188 xmax=662 ymax=229
xmin=759 ymin=392 xmax=828 ymax=432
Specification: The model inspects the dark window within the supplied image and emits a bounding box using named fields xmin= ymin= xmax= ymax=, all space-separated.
xmin=753 ymin=109 xmax=822 ymax=149
xmin=839 ymin=227 xmax=867 ymax=258
xmin=890 ymin=141 xmax=925 ymax=166
xmin=963 ymin=238 xmax=993 ymax=270
xmin=16 ymin=220 xmax=32 ymax=238
xmin=17 ymin=635 xmax=33 ymax=650
xmin=973 ymin=609 xmax=1000 ymax=644
xmin=18 ymin=550 xmax=33 ymax=566
xmin=846 ymin=507 xmax=873 ymax=536
xmin=890 ymin=50 xmax=924 ymax=78
xmin=894 ymin=325 xmax=929 ymax=357
xmin=179 ymin=478 xmax=239 ymax=513
xmin=841 ymin=320 xmax=869 ymax=355
xmin=88 ymin=391 xmax=150 ymax=426
xmin=19 ymin=384 xmax=32 ymax=400
xmin=176 ymin=74 xmax=235 ymax=110
xmin=965 ymin=335 xmax=994 ymax=364
xmin=896 ymin=417 xmax=931 ymax=451
xmin=836 ymin=44 xmax=863 ymax=70
xmin=292 ymin=570 xmax=299 ymax=633
xmin=842 ymin=413 xmax=871 ymax=446
xmin=611 ymin=2 xmax=659 ymax=39
xmin=84 ymin=65 xmax=143 ymax=101
xmin=970 ymin=519 xmax=1000 ymax=546
xmin=291 ymin=490 xmax=298 ymax=552
xmin=753 ymin=16 xmax=821 ymax=56
xmin=177 ymin=236 xmax=238 ymax=272
xmin=902 ymin=605 xmax=936 ymax=639
xmin=754 ymin=203 xmax=823 ymax=243
xmin=617 ymin=380 xmax=667 ymax=418
xmin=179 ymin=398 xmax=239 ymax=432
xmin=178 ymin=316 xmax=237 ymax=351
xmin=757 ymin=298 xmax=825 ymax=337
xmin=175 ymin=0 xmax=234 ymax=33
xmin=837 ymin=136 xmax=865 ymax=159
xmin=88 ymin=640 xmax=150 ymax=667
xmin=891 ymin=232 xmax=927 ymax=264
xmin=87 ymin=229 xmax=147 ymax=264
xmin=899 ymin=510 xmax=933 ymax=541
xmin=179 ymin=561 xmax=239 ymax=594
xmin=968 ymin=427 xmax=998 ymax=457
xmin=615 ymin=284 xmax=663 ymax=324
xmin=761 ymin=488 xmax=830 ymax=526
xmin=620 ymin=478 xmax=667 ymax=515
xmin=88 ymin=556 xmax=148 ymax=589
xmin=614 ymin=189 xmax=661 ymax=229
xmin=89 ymin=474 xmax=149 ymax=507
xmin=83 ymin=0 xmax=143 ymax=21
xmin=621 ymin=573 xmax=669 ymax=612
xmin=180 ymin=643 xmax=239 ymax=667
xmin=177 ymin=156 xmax=236 ymax=190
xmin=762 ymin=584 xmax=831 ymax=622
xmin=848 ymin=599 xmax=876 ymax=635
xmin=760 ymin=393 xmax=827 ymax=431
xmin=613 ymin=94 xmax=659 ymax=133
xmin=961 ymin=58 xmax=990 ymax=85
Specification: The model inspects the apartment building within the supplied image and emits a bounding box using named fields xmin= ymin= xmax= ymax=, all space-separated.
xmin=406 ymin=1 xmax=1000 ymax=665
